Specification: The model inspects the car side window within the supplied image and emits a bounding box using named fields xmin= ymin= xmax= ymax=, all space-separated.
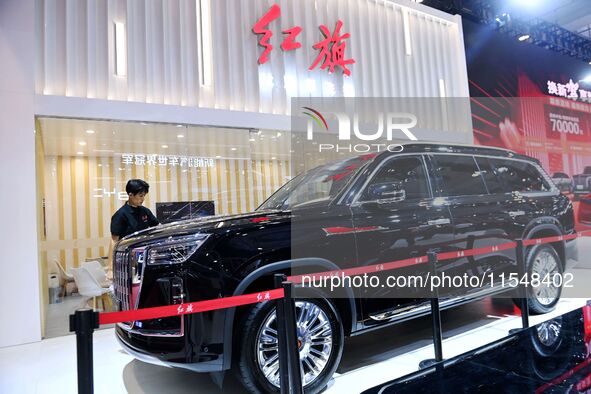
xmin=433 ymin=154 xmax=488 ymax=196
xmin=489 ymin=158 xmax=551 ymax=193
xmin=474 ymin=156 xmax=505 ymax=194
xmin=360 ymin=156 xmax=430 ymax=201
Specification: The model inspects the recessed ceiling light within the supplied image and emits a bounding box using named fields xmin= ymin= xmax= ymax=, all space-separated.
xmin=249 ymin=138 xmax=255 ymax=142
xmin=162 ymin=144 xmax=168 ymax=148
xmin=177 ymin=134 xmax=184 ymax=138
xmin=85 ymin=129 xmax=95 ymax=134
xmin=215 ymin=155 xmax=221 ymax=158
xmin=271 ymin=157 xmax=276 ymax=160
xmin=79 ymin=141 xmax=87 ymax=146
xmin=231 ymin=147 xmax=237 ymax=151
xmin=77 ymin=151 xmax=84 ymax=155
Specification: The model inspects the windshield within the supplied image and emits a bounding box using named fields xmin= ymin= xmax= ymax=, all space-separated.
xmin=258 ymin=154 xmax=377 ymax=210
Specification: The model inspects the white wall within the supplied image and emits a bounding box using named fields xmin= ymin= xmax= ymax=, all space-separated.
xmin=37 ymin=0 xmax=470 ymax=114
xmin=0 ymin=0 xmax=41 ymax=347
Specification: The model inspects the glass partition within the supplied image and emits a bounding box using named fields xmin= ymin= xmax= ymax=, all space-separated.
xmin=36 ymin=117 xmax=291 ymax=337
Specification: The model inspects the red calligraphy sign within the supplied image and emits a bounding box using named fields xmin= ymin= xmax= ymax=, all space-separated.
xmin=252 ymin=4 xmax=281 ymax=64
xmin=309 ymin=20 xmax=355 ymax=76
xmin=252 ymin=5 xmax=355 ymax=76
xmin=281 ymin=26 xmax=302 ymax=51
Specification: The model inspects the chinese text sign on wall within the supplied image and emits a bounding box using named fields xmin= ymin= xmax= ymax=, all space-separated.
xmin=121 ymin=154 xmax=215 ymax=168
xmin=252 ymin=4 xmax=355 ymax=76
xmin=547 ymin=79 xmax=591 ymax=103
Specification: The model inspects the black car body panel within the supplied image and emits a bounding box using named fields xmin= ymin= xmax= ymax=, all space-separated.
xmin=113 ymin=143 xmax=577 ymax=373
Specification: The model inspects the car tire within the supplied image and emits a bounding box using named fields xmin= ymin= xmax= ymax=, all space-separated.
xmin=236 ymin=296 xmax=344 ymax=394
xmin=513 ymin=244 xmax=563 ymax=315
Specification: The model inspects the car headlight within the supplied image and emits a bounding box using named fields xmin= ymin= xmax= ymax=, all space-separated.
xmin=147 ymin=234 xmax=210 ymax=265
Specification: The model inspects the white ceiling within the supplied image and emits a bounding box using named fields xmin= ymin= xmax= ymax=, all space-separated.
xmin=37 ymin=117 xmax=291 ymax=160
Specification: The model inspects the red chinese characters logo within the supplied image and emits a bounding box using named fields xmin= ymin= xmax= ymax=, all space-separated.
xmin=309 ymin=20 xmax=355 ymax=76
xmin=252 ymin=4 xmax=302 ymax=64
xmin=252 ymin=4 xmax=355 ymax=76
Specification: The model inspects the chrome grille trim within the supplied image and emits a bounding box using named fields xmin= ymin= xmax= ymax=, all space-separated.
xmin=113 ymin=247 xmax=184 ymax=337
xmin=114 ymin=251 xmax=131 ymax=312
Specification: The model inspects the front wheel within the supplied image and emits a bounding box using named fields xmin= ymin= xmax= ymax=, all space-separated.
xmin=236 ymin=297 xmax=344 ymax=394
xmin=513 ymin=244 xmax=563 ymax=315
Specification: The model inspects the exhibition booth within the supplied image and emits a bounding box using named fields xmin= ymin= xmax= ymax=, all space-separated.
xmin=29 ymin=0 xmax=471 ymax=340
xmin=1 ymin=0 xmax=591 ymax=393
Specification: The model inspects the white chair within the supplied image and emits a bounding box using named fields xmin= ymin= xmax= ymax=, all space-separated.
xmin=48 ymin=259 xmax=76 ymax=296
xmin=82 ymin=260 xmax=111 ymax=288
xmin=71 ymin=267 xmax=112 ymax=311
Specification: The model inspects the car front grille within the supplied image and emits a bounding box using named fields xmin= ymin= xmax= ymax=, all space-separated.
xmin=114 ymin=251 xmax=131 ymax=311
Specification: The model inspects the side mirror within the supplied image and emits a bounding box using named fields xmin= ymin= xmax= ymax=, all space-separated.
xmin=367 ymin=182 xmax=406 ymax=203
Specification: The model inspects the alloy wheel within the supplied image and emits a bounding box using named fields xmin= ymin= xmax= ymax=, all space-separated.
xmin=255 ymin=300 xmax=334 ymax=388
xmin=531 ymin=250 xmax=560 ymax=306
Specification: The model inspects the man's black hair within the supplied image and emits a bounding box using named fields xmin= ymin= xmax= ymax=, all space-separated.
xmin=126 ymin=179 xmax=150 ymax=195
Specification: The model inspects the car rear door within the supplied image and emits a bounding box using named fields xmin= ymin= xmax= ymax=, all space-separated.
xmin=428 ymin=153 xmax=514 ymax=297
xmin=350 ymin=154 xmax=454 ymax=328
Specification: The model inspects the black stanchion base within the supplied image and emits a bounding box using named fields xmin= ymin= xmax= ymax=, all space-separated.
xmin=419 ymin=358 xmax=444 ymax=369
xmin=508 ymin=328 xmax=523 ymax=335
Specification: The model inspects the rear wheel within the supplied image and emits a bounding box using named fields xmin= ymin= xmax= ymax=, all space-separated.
xmin=513 ymin=244 xmax=563 ymax=315
xmin=236 ymin=297 xmax=344 ymax=394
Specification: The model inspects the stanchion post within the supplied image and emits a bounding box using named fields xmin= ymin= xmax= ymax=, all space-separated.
xmin=428 ymin=251 xmax=444 ymax=363
xmin=69 ymin=308 xmax=99 ymax=394
xmin=419 ymin=251 xmax=444 ymax=369
xmin=282 ymin=280 xmax=303 ymax=394
xmin=274 ymin=274 xmax=291 ymax=394
xmin=516 ymin=239 xmax=529 ymax=329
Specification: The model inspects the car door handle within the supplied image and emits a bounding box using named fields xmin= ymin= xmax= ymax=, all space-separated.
xmin=428 ymin=218 xmax=451 ymax=226
xmin=509 ymin=210 xmax=525 ymax=217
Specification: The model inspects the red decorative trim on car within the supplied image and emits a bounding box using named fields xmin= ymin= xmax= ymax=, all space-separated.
xmin=251 ymin=217 xmax=271 ymax=223
xmin=323 ymin=226 xmax=383 ymax=235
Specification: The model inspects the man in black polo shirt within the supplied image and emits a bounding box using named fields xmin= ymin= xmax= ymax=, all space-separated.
xmin=110 ymin=179 xmax=159 ymax=241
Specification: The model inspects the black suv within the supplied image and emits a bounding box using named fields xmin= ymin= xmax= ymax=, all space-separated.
xmin=114 ymin=143 xmax=577 ymax=393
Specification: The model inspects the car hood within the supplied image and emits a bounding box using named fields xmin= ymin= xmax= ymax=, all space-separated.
xmin=116 ymin=210 xmax=290 ymax=248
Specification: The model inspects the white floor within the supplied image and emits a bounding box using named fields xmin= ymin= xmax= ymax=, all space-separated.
xmin=45 ymin=294 xmax=114 ymax=338
xmin=1 ymin=296 xmax=587 ymax=394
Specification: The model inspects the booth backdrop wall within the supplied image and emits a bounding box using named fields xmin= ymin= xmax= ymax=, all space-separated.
xmin=1 ymin=0 xmax=474 ymax=347
xmin=36 ymin=0 xmax=469 ymax=113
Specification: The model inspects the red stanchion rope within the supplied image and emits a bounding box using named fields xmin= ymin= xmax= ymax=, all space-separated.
xmin=98 ymin=288 xmax=284 ymax=325
xmin=101 ymin=230 xmax=591 ymax=326
xmin=522 ymin=232 xmax=580 ymax=246
xmin=288 ymin=230 xmax=590 ymax=283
